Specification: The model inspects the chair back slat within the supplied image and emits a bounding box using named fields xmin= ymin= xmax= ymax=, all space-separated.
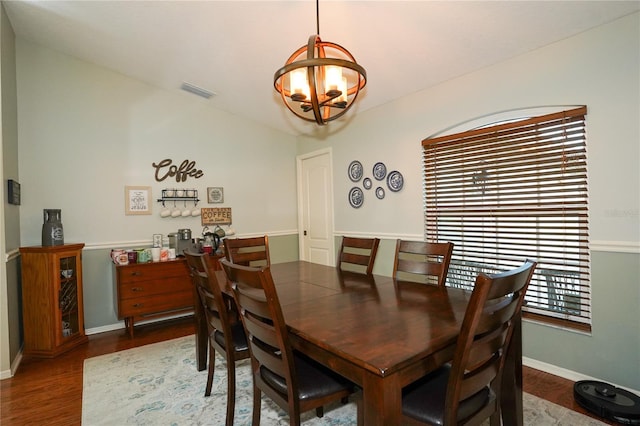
xmin=237 ymin=299 xmax=291 ymax=390
xmin=338 ymin=236 xmax=380 ymax=275
xmin=396 ymin=259 xmax=443 ymax=276
xmin=444 ymin=259 xmax=537 ymax=425
xmin=466 ymin=325 xmax=506 ymax=367
xmin=241 ymin=308 xmax=280 ymax=352
xmin=458 ymin=355 xmax=501 ymax=401
xmin=225 ymin=236 xmax=270 ymax=267
xmin=393 ymin=240 xmax=454 ymax=286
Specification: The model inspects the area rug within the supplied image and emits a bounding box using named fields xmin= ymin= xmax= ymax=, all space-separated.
xmin=82 ymin=335 xmax=607 ymax=425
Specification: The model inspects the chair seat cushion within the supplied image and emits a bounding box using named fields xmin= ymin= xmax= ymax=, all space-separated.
xmin=402 ymin=365 xmax=492 ymax=425
xmin=260 ymin=352 xmax=352 ymax=401
xmin=213 ymin=322 xmax=248 ymax=352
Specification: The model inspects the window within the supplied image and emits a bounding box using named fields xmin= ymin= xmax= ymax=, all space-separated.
xmin=422 ymin=106 xmax=590 ymax=331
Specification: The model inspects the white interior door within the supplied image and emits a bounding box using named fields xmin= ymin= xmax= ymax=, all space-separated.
xmin=297 ymin=148 xmax=335 ymax=265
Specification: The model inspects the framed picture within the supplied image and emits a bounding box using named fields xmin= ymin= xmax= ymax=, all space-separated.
xmin=8 ymin=179 xmax=20 ymax=205
xmin=207 ymin=187 xmax=224 ymax=204
xmin=125 ymin=186 xmax=152 ymax=215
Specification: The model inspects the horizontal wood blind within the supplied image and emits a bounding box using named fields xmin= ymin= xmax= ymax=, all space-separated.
xmin=423 ymin=107 xmax=590 ymax=330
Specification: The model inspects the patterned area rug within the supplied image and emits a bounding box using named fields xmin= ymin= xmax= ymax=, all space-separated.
xmin=82 ymin=335 xmax=606 ymax=425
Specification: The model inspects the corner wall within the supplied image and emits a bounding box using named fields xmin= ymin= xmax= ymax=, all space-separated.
xmin=1 ymin=2 xmax=22 ymax=379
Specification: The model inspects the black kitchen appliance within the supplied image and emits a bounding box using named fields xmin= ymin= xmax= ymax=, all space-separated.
xmin=168 ymin=228 xmax=192 ymax=256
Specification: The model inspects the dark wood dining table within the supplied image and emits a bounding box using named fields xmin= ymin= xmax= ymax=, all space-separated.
xmin=200 ymin=260 xmax=524 ymax=426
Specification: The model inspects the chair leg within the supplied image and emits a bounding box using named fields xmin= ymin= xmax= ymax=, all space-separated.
xmin=252 ymin=383 xmax=261 ymax=426
xmin=490 ymin=405 xmax=502 ymax=426
xmin=225 ymin=362 xmax=236 ymax=426
xmin=205 ymin=345 xmax=216 ymax=397
xmin=315 ymin=406 xmax=324 ymax=418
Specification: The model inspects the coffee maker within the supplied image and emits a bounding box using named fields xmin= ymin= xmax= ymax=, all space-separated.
xmin=168 ymin=228 xmax=192 ymax=256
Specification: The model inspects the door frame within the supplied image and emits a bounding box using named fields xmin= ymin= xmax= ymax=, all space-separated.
xmin=296 ymin=147 xmax=335 ymax=264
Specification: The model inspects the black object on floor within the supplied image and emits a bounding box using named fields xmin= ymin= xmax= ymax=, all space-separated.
xmin=574 ymin=380 xmax=640 ymax=425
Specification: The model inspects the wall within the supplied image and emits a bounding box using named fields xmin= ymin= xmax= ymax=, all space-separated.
xmin=14 ymin=40 xmax=299 ymax=338
xmin=302 ymin=13 xmax=640 ymax=390
xmin=1 ymin=2 xmax=22 ymax=379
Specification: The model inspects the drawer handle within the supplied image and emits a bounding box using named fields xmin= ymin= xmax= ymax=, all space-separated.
xmin=133 ymin=303 xmax=143 ymax=308
xmin=130 ymin=271 xmax=142 ymax=276
xmin=131 ymin=287 xmax=143 ymax=292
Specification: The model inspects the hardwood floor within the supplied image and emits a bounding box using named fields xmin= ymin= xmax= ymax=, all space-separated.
xmin=1 ymin=316 xmax=612 ymax=425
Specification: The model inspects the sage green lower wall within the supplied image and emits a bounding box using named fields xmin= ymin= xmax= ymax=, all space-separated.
xmin=334 ymin=236 xmax=640 ymax=391
xmin=81 ymin=234 xmax=299 ymax=331
xmin=522 ymin=251 xmax=639 ymax=391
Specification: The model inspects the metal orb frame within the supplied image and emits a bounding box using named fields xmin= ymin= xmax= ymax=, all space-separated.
xmin=274 ymin=35 xmax=367 ymax=125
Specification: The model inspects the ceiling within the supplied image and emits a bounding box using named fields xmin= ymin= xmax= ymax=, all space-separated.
xmin=4 ymin=1 xmax=639 ymax=137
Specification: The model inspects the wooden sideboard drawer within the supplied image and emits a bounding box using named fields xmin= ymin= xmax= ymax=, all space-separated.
xmin=118 ymin=290 xmax=193 ymax=318
xmin=116 ymin=261 xmax=187 ymax=284
xmin=118 ymin=275 xmax=189 ymax=300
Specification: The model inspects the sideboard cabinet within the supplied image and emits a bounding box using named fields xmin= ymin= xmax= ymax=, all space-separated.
xmin=114 ymin=259 xmax=193 ymax=337
xmin=20 ymin=243 xmax=88 ymax=357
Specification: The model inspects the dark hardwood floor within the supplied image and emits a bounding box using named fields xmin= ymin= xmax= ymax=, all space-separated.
xmin=0 ymin=316 xmax=613 ymax=425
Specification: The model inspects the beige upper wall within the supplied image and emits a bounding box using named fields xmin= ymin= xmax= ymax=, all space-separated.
xmin=298 ymin=12 xmax=640 ymax=247
xmin=16 ymin=39 xmax=299 ymax=247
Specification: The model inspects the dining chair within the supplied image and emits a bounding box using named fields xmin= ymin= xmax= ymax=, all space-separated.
xmin=337 ymin=236 xmax=380 ymax=275
xmin=183 ymin=250 xmax=250 ymax=426
xmin=220 ymin=259 xmax=360 ymax=426
xmin=224 ymin=235 xmax=270 ymax=267
xmin=392 ymin=240 xmax=454 ymax=286
xmin=540 ymin=268 xmax=581 ymax=315
xmin=402 ymin=259 xmax=537 ymax=426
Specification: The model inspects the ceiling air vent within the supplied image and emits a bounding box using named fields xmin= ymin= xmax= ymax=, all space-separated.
xmin=180 ymin=82 xmax=216 ymax=99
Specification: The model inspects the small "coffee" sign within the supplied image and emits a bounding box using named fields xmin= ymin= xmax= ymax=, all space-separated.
xmin=201 ymin=207 xmax=232 ymax=225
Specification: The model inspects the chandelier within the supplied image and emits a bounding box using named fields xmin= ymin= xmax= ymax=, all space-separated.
xmin=273 ymin=0 xmax=367 ymax=125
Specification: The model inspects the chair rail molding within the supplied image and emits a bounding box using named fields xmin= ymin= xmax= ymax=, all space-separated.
xmin=590 ymin=240 xmax=640 ymax=254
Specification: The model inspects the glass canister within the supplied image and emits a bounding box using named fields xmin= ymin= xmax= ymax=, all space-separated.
xmin=42 ymin=209 xmax=64 ymax=246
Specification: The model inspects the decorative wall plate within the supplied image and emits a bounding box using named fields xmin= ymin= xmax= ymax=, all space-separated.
xmin=363 ymin=177 xmax=372 ymax=189
xmin=376 ymin=187 xmax=385 ymax=199
xmin=387 ymin=171 xmax=404 ymax=192
xmin=373 ymin=162 xmax=387 ymax=180
xmin=349 ymin=187 xmax=364 ymax=208
xmin=348 ymin=160 xmax=363 ymax=182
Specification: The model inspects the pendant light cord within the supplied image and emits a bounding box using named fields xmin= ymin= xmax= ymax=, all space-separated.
xmin=316 ymin=0 xmax=320 ymax=35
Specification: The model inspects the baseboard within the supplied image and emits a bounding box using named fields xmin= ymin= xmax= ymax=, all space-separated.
xmin=0 ymin=347 xmax=23 ymax=380
xmin=85 ymin=312 xmax=194 ymax=336
xmin=523 ymin=356 xmax=640 ymax=396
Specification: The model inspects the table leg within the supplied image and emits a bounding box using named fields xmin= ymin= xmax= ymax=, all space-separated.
xmin=501 ymin=311 xmax=524 ymax=426
xmin=361 ymin=371 xmax=402 ymax=425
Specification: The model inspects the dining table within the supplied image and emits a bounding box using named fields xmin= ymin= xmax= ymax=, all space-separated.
xmin=201 ymin=260 xmax=524 ymax=426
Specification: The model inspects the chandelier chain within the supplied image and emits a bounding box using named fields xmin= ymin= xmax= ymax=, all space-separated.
xmin=316 ymin=0 xmax=320 ymax=35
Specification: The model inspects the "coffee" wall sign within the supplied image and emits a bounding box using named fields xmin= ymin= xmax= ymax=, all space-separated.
xmin=152 ymin=159 xmax=204 ymax=182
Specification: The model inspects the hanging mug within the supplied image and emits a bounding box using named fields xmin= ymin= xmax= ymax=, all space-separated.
xmin=214 ymin=225 xmax=226 ymax=238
